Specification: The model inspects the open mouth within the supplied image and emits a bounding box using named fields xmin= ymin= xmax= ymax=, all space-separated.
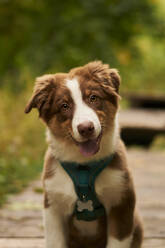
xmin=77 ymin=133 xmax=102 ymax=157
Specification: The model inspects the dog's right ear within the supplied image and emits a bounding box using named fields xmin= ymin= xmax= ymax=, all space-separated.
xmin=24 ymin=74 xmax=56 ymax=115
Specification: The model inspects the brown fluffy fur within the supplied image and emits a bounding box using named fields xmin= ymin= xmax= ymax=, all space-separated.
xmin=25 ymin=61 xmax=143 ymax=248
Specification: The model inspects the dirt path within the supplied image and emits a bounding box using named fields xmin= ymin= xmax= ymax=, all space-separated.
xmin=0 ymin=149 xmax=165 ymax=247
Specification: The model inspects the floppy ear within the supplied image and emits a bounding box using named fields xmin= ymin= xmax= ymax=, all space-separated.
xmin=100 ymin=69 xmax=121 ymax=104
xmin=86 ymin=61 xmax=121 ymax=94
xmin=86 ymin=61 xmax=121 ymax=106
xmin=109 ymin=68 xmax=121 ymax=93
xmin=24 ymin=74 xmax=56 ymax=116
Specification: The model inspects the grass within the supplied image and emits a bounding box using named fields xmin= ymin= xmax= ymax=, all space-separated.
xmin=0 ymin=89 xmax=46 ymax=207
xmin=0 ymin=157 xmax=43 ymax=206
xmin=151 ymin=135 xmax=165 ymax=151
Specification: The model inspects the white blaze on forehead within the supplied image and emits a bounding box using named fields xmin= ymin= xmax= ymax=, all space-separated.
xmin=66 ymin=78 xmax=101 ymax=142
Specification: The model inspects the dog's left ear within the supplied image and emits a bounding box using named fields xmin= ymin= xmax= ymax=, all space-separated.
xmin=109 ymin=68 xmax=121 ymax=93
xmin=86 ymin=61 xmax=121 ymax=94
xmin=100 ymin=68 xmax=121 ymax=104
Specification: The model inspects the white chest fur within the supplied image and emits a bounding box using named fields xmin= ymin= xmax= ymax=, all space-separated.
xmin=95 ymin=167 xmax=126 ymax=212
xmin=45 ymin=161 xmax=77 ymax=216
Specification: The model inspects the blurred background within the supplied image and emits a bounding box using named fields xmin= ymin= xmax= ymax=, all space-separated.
xmin=0 ymin=0 xmax=165 ymax=207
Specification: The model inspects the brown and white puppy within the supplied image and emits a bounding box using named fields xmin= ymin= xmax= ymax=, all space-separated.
xmin=25 ymin=61 xmax=143 ymax=248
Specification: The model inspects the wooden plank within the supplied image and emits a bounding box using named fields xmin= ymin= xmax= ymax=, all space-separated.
xmin=0 ymin=238 xmax=165 ymax=248
xmin=128 ymin=150 xmax=165 ymax=238
xmin=119 ymin=109 xmax=165 ymax=146
xmin=143 ymin=238 xmax=165 ymax=248
xmin=119 ymin=109 xmax=165 ymax=130
xmin=124 ymin=93 xmax=165 ymax=109
xmin=0 ymin=238 xmax=44 ymax=248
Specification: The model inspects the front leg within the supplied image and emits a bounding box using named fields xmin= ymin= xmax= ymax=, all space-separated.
xmin=42 ymin=149 xmax=77 ymax=248
xmin=106 ymin=189 xmax=135 ymax=248
xmin=44 ymin=206 xmax=68 ymax=248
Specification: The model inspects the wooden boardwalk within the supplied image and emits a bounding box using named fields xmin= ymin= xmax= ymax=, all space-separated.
xmin=0 ymin=149 xmax=165 ymax=247
xmin=120 ymin=109 xmax=165 ymax=146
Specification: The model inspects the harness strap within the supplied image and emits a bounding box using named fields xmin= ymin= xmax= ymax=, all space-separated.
xmin=60 ymin=155 xmax=114 ymax=221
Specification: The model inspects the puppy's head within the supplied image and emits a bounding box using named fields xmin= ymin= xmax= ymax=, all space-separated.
xmin=25 ymin=61 xmax=121 ymax=157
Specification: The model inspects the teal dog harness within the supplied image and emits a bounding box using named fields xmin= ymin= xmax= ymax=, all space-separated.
xmin=60 ymin=155 xmax=113 ymax=221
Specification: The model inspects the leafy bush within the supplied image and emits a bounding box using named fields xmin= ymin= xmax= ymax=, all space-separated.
xmin=0 ymin=0 xmax=165 ymax=93
xmin=0 ymin=91 xmax=45 ymax=206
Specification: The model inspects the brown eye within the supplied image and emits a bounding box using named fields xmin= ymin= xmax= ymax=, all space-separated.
xmin=90 ymin=95 xmax=98 ymax=102
xmin=61 ymin=103 xmax=69 ymax=110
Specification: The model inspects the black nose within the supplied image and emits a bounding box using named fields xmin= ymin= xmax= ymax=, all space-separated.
xmin=77 ymin=121 xmax=94 ymax=138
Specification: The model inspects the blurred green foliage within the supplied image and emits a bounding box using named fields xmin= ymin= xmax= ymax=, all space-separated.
xmin=0 ymin=91 xmax=46 ymax=205
xmin=151 ymin=135 xmax=165 ymax=151
xmin=0 ymin=0 xmax=165 ymax=93
xmin=0 ymin=0 xmax=165 ymax=205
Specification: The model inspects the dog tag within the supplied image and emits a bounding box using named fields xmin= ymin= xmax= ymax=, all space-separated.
xmin=77 ymin=200 xmax=94 ymax=212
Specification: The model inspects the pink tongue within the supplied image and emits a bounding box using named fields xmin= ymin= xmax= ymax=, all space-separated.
xmin=79 ymin=139 xmax=100 ymax=157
